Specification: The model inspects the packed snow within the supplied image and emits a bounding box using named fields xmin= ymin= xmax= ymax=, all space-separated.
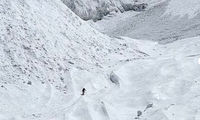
xmin=0 ymin=0 xmax=200 ymax=120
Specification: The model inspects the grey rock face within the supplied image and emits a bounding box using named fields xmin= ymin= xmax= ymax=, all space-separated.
xmin=61 ymin=0 xmax=147 ymax=21
xmin=110 ymin=72 xmax=120 ymax=86
xmin=122 ymin=3 xmax=148 ymax=12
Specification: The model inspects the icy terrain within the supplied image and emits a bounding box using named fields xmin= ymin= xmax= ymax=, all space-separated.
xmin=94 ymin=0 xmax=200 ymax=43
xmin=112 ymin=37 xmax=200 ymax=120
xmin=0 ymin=0 xmax=146 ymax=119
xmin=0 ymin=0 xmax=200 ymax=120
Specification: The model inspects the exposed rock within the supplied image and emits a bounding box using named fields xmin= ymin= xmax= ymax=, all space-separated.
xmin=109 ymin=72 xmax=120 ymax=86
xmin=61 ymin=0 xmax=148 ymax=21
xmin=122 ymin=3 xmax=148 ymax=12
xmin=27 ymin=81 xmax=32 ymax=85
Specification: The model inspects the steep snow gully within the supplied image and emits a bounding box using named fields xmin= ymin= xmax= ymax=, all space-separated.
xmin=0 ymin=0 xmax=200 ymax=120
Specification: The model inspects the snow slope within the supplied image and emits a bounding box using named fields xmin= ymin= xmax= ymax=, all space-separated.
xmin=1 ymin=0 xmax=200 ymax=120
xmin=112 ymin=36 xmax=200 ymax=120
xmin=0 ymin=0 xmax=145 ymax=120
xmin=94 ymin=0 xmax=200 ymax=43
xmin=164 ymin=0 xmax=200 ymax=18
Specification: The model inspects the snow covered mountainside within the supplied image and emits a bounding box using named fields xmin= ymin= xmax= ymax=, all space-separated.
xmin=61 ymin=0 xmax=161 ymax=21
xmin=0 ymin=0 xmax=146 ymax=120
xmin=94 ymin=0 xmax=200 ymax=43
xmin=61 ymin=0 xmax=124 ymax=21
xmin=0 ymin=0 xmax=200 ymax=120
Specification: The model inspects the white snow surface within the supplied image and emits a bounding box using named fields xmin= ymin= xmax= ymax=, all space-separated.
xmin=164 ymin=0 xmax=200 ymax=18
xmin=0 ymin=0 xmax=200 ymax=120
xmin=0 ymin=0 xmax=145 ymax=120
xmin=114 ymin=37 xmax=200 ymax=120
xmin=93 ymin=0 xmax=200 ymax=43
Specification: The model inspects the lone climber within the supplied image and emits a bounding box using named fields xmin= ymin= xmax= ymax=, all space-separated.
xmin=81 ymin=88 xmax=86 ymax=95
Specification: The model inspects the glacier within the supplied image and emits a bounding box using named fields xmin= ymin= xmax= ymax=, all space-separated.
xmin=0 ymin=0 xmax=200 ymax=120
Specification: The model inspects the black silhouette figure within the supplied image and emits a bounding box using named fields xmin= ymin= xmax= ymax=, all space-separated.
xmin=81 ymin=88 xmax=86 ymax=95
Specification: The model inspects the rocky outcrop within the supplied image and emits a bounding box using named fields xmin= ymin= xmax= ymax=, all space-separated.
xmin=61 ymin=0 xmax=148 ymax=21
xmin=122 ymin=3 xmax=148 ymax=12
